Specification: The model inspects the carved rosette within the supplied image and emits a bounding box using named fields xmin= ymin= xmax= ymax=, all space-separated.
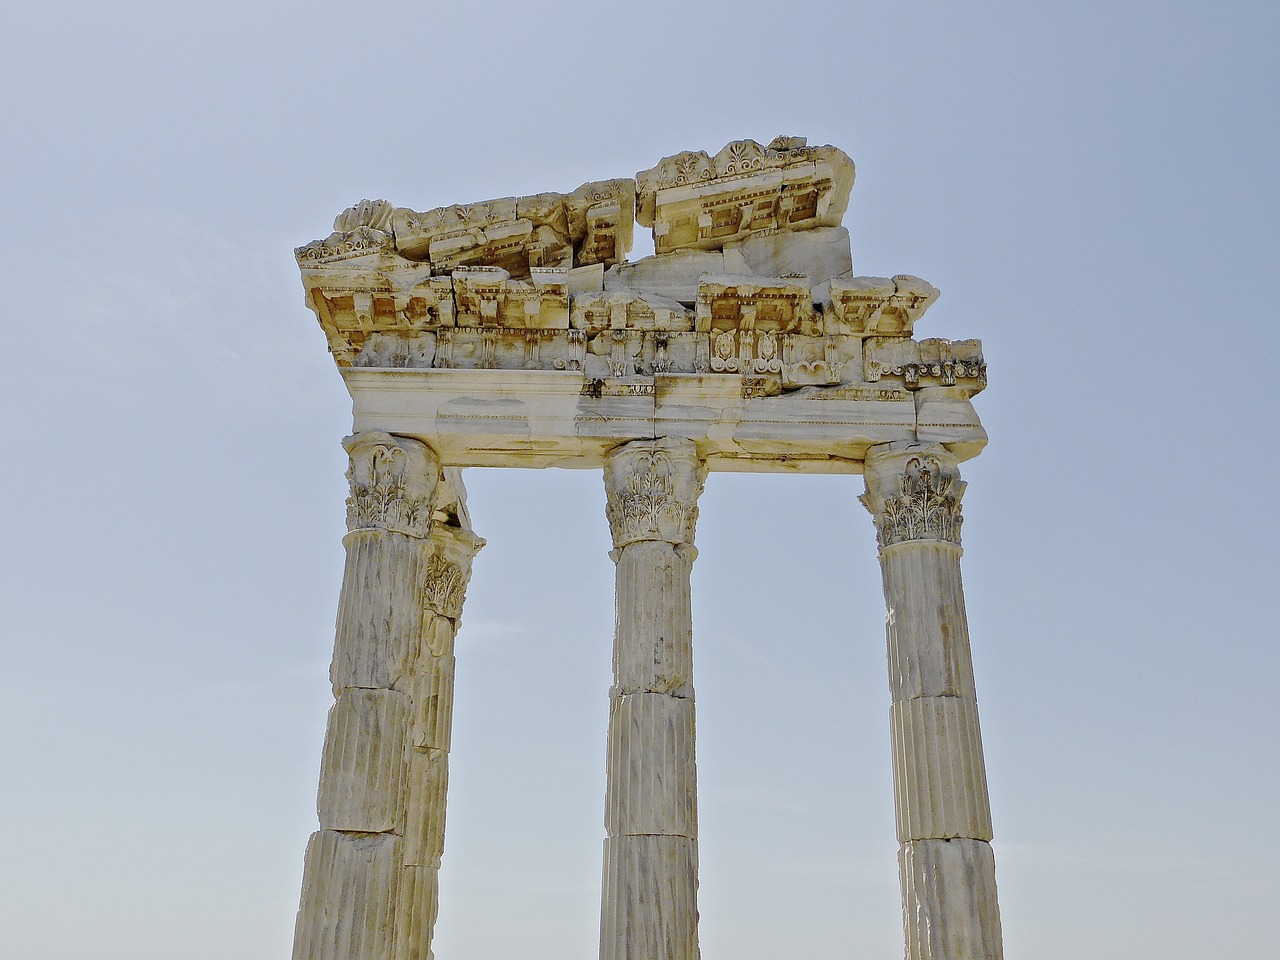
xmin=343 ymin=432 xmax=441 ymax=538
xmin=861 ymin=444 xmax=966 ymax=549
xmin=604 ymin=438 xmax=706 ymax=549
xmin=422 ymin=522 xmax=485 ymax=620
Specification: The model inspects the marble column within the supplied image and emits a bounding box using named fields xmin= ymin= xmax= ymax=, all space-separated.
xmin=293 ymin=434 xmax=482 ymax=960
xmin=395 ymin=473 xmax=483 ymax=960
xmin=861 ymin=441 xmax=1004 ymax=960
xmin=600 ymin=438 xmax=706 ymax=960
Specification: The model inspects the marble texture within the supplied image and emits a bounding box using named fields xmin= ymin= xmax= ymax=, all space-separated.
xmin=600 ymin=438 xmax=704 ymax=960
xmin=291 ymin=448 xmax=481 ymax=960
xmin=864 ymin=442 xmax=1004 ymax=959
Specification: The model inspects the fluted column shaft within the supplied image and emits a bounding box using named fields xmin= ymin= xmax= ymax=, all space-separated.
xmin=600 ymin=438 xmax=706 ymax=960
xmin=862 ymin=441 xmax=1004 ymax=960
xmin=293 ymin=435 xmax=483 ymax=960
xmin=394 ymin=501 xmax=483 ymax=960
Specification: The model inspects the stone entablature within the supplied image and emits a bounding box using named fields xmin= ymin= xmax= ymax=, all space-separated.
xmin=296 ymin=136 xmax=988 ymax=471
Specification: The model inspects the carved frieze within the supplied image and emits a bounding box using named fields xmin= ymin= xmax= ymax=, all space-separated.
xmin=391 ymin=178 xmax=635 ymax=277
xmin=604 ymin=439 xmax=705 ymax=548
xmin=343 ymin=432 xmax=441 ymax=538
xmin=827 ymin=275 xmax=939 ymax=338
xmin=295 ymin=225 xmax=395 ymax=265
xmin=861 ymin=449 xmax=966 ymax=548
xmin=295 ymin=138 xmax=987 ymax=428
xmin=635 ymin=137 xmax=855 ymax=256
xmin=452 ymin=266 xmax=570 ymax=329
xmin=866 ymin=337 xmax=987 ymax=395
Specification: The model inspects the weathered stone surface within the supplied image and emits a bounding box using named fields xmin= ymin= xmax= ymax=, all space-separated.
xmin=387 ymin=178 xmax=634 ymax=277
xmin=612 ymin=541 xmax=695 ymax=696
xmin=408 ymin=653 xmax=454 ymax=751
xmin=317 ymin=688 xmax=410 ymax=833
xmin=899 ymin=839 xmax=1004 ymax=960
xmin=723 ymin=225 xmax=852 ymax=284
xmin=393 ymin=865 xmax=440 ymax=960
xmin=332 ymin=531 xmax=426 ymax=692
xmin=451 ymin=266 xmax=570 ymax=329
xmin=915 ymin=385 xmax=989 ymax=459
xmin=695 ymin=274 xmax=817 ymax=335
xmin=293 ymin=830 xmax=401 ymax=960
xmin=890 ymin=696 xmax=992 ymax=842
xmin=600 ymin=835 xmax=700 ymax=960
xmin=605 ymin=693 xmax=697 ymax=838
xmin=604 ymin=249 xmax=725 ymax=303
xmin=573 ymin=290 xmax=693 ymax=335
xmin=878 ymin=539 xmax=977 ymax=700
xmin=402 ymin=747 xmax=449 ymax=866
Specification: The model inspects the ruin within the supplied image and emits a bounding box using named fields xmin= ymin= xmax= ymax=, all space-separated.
xmin=290 ymin=136 xmax=1003 ymax=960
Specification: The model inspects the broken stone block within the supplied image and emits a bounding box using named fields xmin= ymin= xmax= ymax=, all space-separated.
xmin=571 ymin=291 xmax=693 ymax=336
xmin=402 ymin=748 xmax=449 ymax=866
xmin=723 ymin=225 xmax=852 ymax=284
xmin=567 ymin=178 xmax=636 ymax=268
xmin=408 ymin=654 xmax=454 ymax=751
xmin=636 ymin=137 xmax=855 ymax=255
xmin=604 ymin=249 xmax=725 ymax=303
xmin=915 ymin=386 xmax=989 ymax=459
xmin=828 ymin=275 xmax=939 ymax=337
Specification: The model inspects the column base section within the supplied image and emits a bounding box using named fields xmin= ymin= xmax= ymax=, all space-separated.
xmin=293 ymin=829 xmax=402 ymax=960
xmin=899 ymin=838 xmax=1003 ymax=960
xmin=601 ymin=835 xmax=700 ymax=960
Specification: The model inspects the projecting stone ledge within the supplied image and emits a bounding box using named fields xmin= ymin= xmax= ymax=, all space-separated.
xmin=339 ymin=367 xmax=985 ymax=471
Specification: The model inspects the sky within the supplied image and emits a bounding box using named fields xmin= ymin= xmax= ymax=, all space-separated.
xmin=1 ymin=1 xmax=1278 ymax=958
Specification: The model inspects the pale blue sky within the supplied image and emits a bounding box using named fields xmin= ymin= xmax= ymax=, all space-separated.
xmin=2 ymin=2 xmax=1277 ymax=958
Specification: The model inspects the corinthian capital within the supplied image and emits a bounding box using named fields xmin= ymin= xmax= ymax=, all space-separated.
xmin=423 ymin=522 xmax=485 ymax=619
xmin=860 ymin=442 xmax=965 ymax=548
xmin=343 ymin=431 xmax=441 ymax=538
xmin=603 ymin=438 xmax=706 ymax=548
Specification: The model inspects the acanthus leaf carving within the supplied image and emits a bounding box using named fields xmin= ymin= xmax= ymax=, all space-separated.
xmin=422 ymin=552 xmax=466 ymax=619
xmin=604 ymin=439 xmax=704 ymax=548
xmin=344 ymin=433 xmax=440 ymax=538
xmin=861 ymin=455 xmax=964 ymax=548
